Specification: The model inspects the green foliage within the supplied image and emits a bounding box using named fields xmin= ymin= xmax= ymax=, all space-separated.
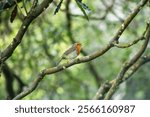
xmin=0 ymin=0 xmax=150 ymax=99
xmin=54 ymin=0 xmax=64 ymax=15
xmin=75 ymin=0 xmax=91 ymax=21
xmin=10 ymin=5 xmax=17 ymax=23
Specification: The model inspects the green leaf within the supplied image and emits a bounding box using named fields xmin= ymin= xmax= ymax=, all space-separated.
xmin=54 ymin=0 xmax=64 ymax=15
xmin=10 ymin=5 xmax=18 ymax=23
xmin=75 ymin=0 xmax=91 ymax=21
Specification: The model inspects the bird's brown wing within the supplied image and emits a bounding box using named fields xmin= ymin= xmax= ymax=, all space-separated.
xmin=63 ymin=44 xmax=76 ymax=55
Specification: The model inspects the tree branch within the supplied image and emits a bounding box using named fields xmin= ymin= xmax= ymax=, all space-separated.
xmin=114 ymin=34 xmax=146 ymax=48
xmin=104 ymin=19 xmax=150 ymax=100
xmin=92 ymin=81 xmax=111 ymax=100
xmin=1 ymin=0 xmax=53 ymax=63
xmin=123 ymin=55 xmax=150 ymax=81
xmin=65 ymin=0 xmax=103 ymax=86
xmin=93 ymin=22 xmax=150 ymax=100
xmin=114 ymin=20 xmax=149 ymax=49
xmin=0 ymin=0 xmax=22 ymax=11
xmin=110 ymin=0 xmax=148 ymax=44
xmin=93 ymin=54 xmax=150 ymax=100
xmin=2 ymin=63 xmax=15 ymax=99
xmin=12 ymin=0 xmax=148 ymax=100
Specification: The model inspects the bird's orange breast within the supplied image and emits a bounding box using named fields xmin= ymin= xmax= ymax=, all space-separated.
xmin=76 ymin=44 xmax=81 ymax=55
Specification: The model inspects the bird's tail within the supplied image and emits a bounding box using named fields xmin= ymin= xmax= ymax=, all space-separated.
xmin=56 ymin=57 xmax=63 ymax=66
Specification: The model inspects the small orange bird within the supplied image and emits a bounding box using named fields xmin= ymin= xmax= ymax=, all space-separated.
xmin=57 ymin=43 xmax=81 ymax=65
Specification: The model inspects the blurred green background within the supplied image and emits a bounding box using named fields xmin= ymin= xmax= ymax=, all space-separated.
xmin=0 ymin=0 xmax=150 ymax=99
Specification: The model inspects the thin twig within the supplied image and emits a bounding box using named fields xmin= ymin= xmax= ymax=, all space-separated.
xmin=14 ymin=0 xmax=23 ymax=15
xmin=104 ymin=19 xmax=150 ymax=100
xmin=92 ymin=20 xmax=150 ymax=100
xmin=22 ymin=0 xmax=28 ymax=15
xmin=114 ymin=24 xmax=148 ymax=48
